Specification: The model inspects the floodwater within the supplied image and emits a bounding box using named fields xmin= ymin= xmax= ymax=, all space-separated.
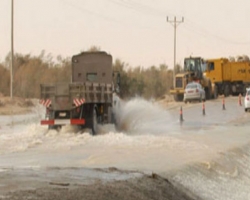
xmin=0 ymin=97 xmax=250 ymax=199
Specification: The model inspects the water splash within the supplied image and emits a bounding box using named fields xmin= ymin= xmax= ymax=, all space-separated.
xmin=114 ymin=97 xmax=175 ymax=134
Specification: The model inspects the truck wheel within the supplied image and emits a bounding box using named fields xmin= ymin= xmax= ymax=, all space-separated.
xmin=174 ymin=94 xmax=184 ymax=102
xmin=213 ymin=86 xmax=218 ymax=99
xmin=205 ymin=88 xmax=211 ymax=100
xmin=224 ymin=85 xmax=230 ymax=97
xmin=90 ymin=106 xmax=98 ymax=135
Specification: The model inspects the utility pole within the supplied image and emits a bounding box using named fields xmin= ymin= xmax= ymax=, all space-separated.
xmin=11 ymin=0 xmax=14 ymax=99
xmin=167 ymin=16 xmax=184 ymax=87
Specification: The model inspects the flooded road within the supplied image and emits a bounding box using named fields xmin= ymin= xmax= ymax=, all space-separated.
xmin=0 ymin=96 xmax=250 ymax=199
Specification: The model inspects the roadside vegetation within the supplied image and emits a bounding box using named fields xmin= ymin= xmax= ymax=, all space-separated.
xmin=0 ymin=47 xmax=182 ymax=100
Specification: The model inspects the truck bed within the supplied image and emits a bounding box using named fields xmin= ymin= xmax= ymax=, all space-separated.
xmin=40 ymin=82 xmax=113 ymax=110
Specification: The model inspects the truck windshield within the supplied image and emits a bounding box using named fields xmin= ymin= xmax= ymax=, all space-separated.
xmin=184 ymin=58 xmax=204 ymax=72
xmin=184 ymin=58 xmax=201 ymax=71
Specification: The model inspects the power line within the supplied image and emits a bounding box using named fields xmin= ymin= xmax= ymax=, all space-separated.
xmin=60 ymin=0 xmax=156 ymax=30
xmin=61 ymin=0 xmax=122 ymax=24
xmin=109 ymin=0 xmax=174 ymax=18
xmin=184 ymin=18 xmax=250 ymax=45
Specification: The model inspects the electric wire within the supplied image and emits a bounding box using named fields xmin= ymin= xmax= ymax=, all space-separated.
xmin=60 ymin=0 xmax=250 ymax=46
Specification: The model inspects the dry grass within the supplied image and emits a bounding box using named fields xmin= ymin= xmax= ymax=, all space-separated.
xmin=0 ymin=96 xmax=34 ymax=115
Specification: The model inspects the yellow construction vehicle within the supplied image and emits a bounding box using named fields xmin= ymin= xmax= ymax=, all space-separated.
xmin=170 ymin=57 xmax=215 ymax=101
xmin=206 ymin=57 xmax=250 ymax=96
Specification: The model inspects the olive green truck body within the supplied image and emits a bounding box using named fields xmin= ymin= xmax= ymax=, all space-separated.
xmin=40 ymin=51 xmax=119 ymax=134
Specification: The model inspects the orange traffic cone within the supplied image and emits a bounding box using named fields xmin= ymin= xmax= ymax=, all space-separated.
xmin=180 ymin=106 xmax=184 ymax=122
xmin=202 ymin=101 xmax=206 ymax=116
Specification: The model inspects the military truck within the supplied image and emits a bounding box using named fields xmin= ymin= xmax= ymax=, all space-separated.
xmin=40 ymin=51 xmax=120 ymax=135
xmin=170 ymin=57 xmax=215 ymax=101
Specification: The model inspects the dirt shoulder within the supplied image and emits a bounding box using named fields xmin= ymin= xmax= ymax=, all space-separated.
xmin=0 ymin=96 xmax=35 ymax=115
xmin=1 ymin=172 xmax=198 ymax=200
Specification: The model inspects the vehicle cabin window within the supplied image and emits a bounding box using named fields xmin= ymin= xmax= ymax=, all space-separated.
xmin=208 ymin=62 xmax=215 ymax=71
xmin=87 ymin=73 xmax=97 ymax=82
xmin=201 ymin=62 xmax=207 ymax=72
xmin=247 ymin=90 xmax=250 ymax=95
xmin=184 ymin=59 xmax=196 ymax=71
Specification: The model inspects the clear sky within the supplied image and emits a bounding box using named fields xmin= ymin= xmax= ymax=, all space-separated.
xmin=1 ymin=0 xmax=250 ymax=68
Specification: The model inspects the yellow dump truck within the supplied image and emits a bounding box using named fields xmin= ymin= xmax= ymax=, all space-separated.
xmin=206 ymin=58 xmax=250 ymax=96
xmin=170 ymin=57 xmax=215 ymax=101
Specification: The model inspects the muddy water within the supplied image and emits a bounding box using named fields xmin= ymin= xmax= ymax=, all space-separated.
xmin=0 ymin=97 xmax=250 ymax=199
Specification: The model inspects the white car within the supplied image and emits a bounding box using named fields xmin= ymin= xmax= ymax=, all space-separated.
xmin=244 ymin=89 xmax=250 ymax=112
xmin=184 ymin=82 xmax=206 ymax=103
